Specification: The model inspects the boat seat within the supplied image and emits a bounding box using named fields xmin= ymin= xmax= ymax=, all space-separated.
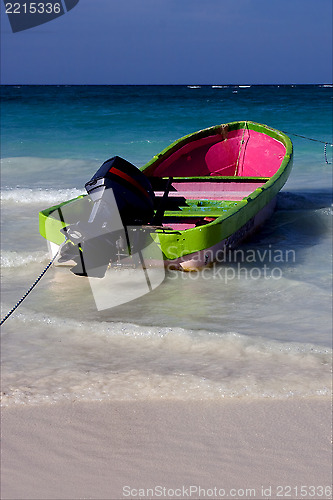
xmin=163 ymin=176 xmax=270 ymax=181
xmin=150 ymin=176 xmax=268 ymax=201
xmin=149 ymin=176 xmax=270 ymax=188
xmin=161 ymin=199 xmax=239 ymax=218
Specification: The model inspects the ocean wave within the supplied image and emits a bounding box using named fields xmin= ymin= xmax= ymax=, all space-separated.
xmin=1 ymin=157 xmax=100 ymax=190
xmin=1 ymin=156 xmax=99 ymax=169
xmin=1 ymin=313 xmax=331 ymax=406
xmin=1 ymin=250 xmax=50 ymax=268
xmin=1 ymin=187 xmax=83 ymax=205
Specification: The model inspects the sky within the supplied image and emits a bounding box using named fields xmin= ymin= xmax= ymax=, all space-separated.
xmin=0 ymin=0 xmax=332 ymax=85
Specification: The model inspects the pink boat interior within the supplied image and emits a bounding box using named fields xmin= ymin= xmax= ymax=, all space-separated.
xmin=146 ymin=128 xmax=286 ymax=230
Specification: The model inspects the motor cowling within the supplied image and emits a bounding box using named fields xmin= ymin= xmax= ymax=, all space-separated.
xmin=85 ymin=156 xmax=155 ymax=226
xmin=59 ymin=156 xmax=155 ymax=277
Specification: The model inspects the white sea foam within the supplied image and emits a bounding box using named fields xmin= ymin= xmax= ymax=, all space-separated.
xmin=1 ymin=250 xmax=50 ymax=268
xmin=1 ymin=312 xmax=331 ymax=406
xmin=1 ymin=188 xmax=83 ymax=205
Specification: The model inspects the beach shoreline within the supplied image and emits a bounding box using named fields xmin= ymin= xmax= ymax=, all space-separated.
xmin=1 ymin=397 xmax=332 ymax=500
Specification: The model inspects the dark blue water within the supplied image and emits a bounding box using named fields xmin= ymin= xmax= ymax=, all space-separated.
xmin=1 ymin=84 xmax=332 ymax=161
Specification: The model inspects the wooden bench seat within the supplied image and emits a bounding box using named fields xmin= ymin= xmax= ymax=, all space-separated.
xmin=158 ymin=199 xmax=238 ymax=218
xmin=150 ymin=176 xmax=269 ymax=202
xmin=149 ymin=175 xmax=270 ymax=186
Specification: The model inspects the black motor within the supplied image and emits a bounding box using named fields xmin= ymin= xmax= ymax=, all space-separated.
xmin=85 ymin=156 xmax=155 ymax=225
xmin=59 ymin=156 xmax=155 ymax=277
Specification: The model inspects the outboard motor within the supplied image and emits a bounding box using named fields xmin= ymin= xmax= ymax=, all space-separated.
xmin=85 ymin=156 xmax=155 ymax=226
xmin=59 ymin=156 xmax=155 ymax=277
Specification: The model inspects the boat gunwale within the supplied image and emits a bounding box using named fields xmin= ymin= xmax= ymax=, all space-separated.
xmin=142 ymin=120 xmax=293 ymax=176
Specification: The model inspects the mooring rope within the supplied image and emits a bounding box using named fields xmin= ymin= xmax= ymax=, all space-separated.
xmin=0 ymin=246 xmax=62 ymax=326
xmin=324 ymin=142 xmax=332 ymax=164
xmin=282 ymin=130 xmax=333 ymax=164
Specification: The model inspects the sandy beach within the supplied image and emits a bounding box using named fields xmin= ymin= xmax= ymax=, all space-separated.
xmin=1 ymin=398 xmax=332 ymax=500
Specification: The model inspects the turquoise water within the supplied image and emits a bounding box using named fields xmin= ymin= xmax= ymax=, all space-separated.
xmin=1 ymin=85 xmax=332 ymax=405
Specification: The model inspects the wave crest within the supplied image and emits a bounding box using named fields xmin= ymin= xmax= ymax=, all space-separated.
xmin=1 ymin=250 xmax=49 ymax=268
xmin=1 ymin=188 xmax=83 ymax=205
xmin=1 ymin=313 xmax=331 ymax=406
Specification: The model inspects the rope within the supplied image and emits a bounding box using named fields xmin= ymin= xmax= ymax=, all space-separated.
xmin=0 ymin=245 xmax=63 ymax=326
xmin=283 ymin=131 xmax=333 ymax=145
xmin=324 ymin=142 xmax=332 ymax=164
xmin=282 ymin=130 xmax=333 ymax=164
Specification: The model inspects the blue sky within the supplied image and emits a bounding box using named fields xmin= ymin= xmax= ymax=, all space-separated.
xmin=1 ymin=0 xmax=332 ymax=84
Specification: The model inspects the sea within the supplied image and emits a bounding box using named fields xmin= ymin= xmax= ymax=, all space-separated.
xmin=1 ymin=85 xmax=332 ymax=406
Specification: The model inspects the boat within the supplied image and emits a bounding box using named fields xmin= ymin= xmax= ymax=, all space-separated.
xmin=39 ymin=121 xmax=293 ymax=274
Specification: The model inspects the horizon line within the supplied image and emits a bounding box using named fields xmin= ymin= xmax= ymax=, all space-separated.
xmin=1 ymin=82 xmax=332 ymax=87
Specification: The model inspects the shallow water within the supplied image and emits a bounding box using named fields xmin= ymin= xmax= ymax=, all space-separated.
xmin=1 ymin=85 xmax=332 ymax=406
